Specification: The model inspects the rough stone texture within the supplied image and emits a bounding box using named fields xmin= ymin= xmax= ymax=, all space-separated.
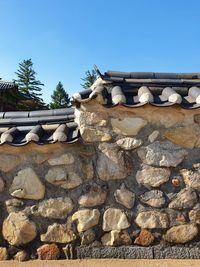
xmin=78 ymin=185 xmax=107 ymax=207
xmin=114 ymin=184 xmax=135 ymax=209
xmin=72 ymin=209 xmax=100 ymax=232
xmin=111 ymin=117 xmax=147 ymax=136
xmin=48 ymin=153 xmax=74 ymax=165
xmin=62 ymin=244 xmax=74 ymax=260
xmin=0 ymin=154 xmax=20 ymax=172
xmin=14 ymin=250 xmax=29 ymax=261
xmin=138 ymin=141 xmax=188 ymax=167
xmin=80 ymin=229 xmax=96 ymax=245
xmin=180 ymin=169 xmax=200 ymax=191
xmin=116 ymin=137 xmax=142 ymax=150
xmin=139 ymin=190 xmax=165 ymax=208
xmin=32 ymin=197 xmax=73 ymax=219
xmin=168 ymin=188 xmax=197 ymax=209
xmin=78 ymin=111 xmax=108 ymax=127
xmin=101 ymin=230 xmax=132 ymax=246
xmin=164 ymin=124 xmax=200 ymax=149
xmin=0 ymin=247 xmax=8 ymax=261
xmin=97 ymin=143 xmax=131 ymax=181
xmin=40 ymin=223 xmax=76 ymax=243
xmin=10 ymin=168 xmax=45 ymax=200
xmin=37 ymin=244 xmax=60 ymax=260
xmin=102 ymin=208 xmax=130 ymax=231
xmin=134 ymin=229 xmax=155 ymax=246
xmin=189 ymin=205 xmax=200 ymax=224
xmin=81 ymin=158 xmax=94 ymax=180
xmin=80 ymin=126 xmax=112 ymax=142
xmin=154 ymin=245 xmax=200 ymax=259
xmin=0 ymin=177 xmax=5 ymax=192
xmin=5 ymin=199 xmax=24 ymax=213
xmin=172 ymin=178 xmax=181 ymax=187
xmin=136 ymin=166 xmax=170 ymax=188
xmin=2 ymin=212 xmax=37 ymax=246
xmin=163 ymin=224 xmax=198 ymax=244
xmin=135 ymin=211 xmax=169 ymax=229
xmin=148 ymin=130 xmax=159 ymax=143
xmin=45 ymin=167 xmax=82 ymax=189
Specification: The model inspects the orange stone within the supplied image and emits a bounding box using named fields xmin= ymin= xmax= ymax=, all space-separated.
xmin=176 ymin=214 xmax=186 ymax=223
xmin=134 ymin=229 xmax=154 ymax=246
xmin=172 ymin=178 xmax=181 ymax=187
xmin=37 ymin=244 xmax=60 ymax=260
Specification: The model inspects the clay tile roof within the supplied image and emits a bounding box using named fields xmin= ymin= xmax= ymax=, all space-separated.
xmin=0 ymin=80 xmax=18 ymax=91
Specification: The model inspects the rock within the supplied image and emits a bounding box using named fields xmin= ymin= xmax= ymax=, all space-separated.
xmin=111 ymin=117 xmax=147 ymax=136
xmin=171 ymin=178 xmax=181 ymax=187
xmin=134 ymin=229 xmax=155 ymax=246
xmin=136 ymin=165 xmax=170 ymax=188
xmin=79 ymin=144 xmax=95 ymax=156
xmin=97 ymin=143 xmax=131 ymax=181
xmin=189 ymin=206 xmax=200 ymax=224
xmin=114 ymin=184 xmax=135 ymax=209
xmin=81 ymin=157 xmax=94 ymax=180
xmin=62 ymin=244 xmax=74 ymax=259
xmin=45 ymin=167 xmax=82 ymax=189
xmin=102 ymin=208 xmax=130 ymax=231
xmin=138 ymin=141 xmax=188 ymax=167
xmin=14 ymin=250 xmax=29 ymax=261
xmin=116 ymin=137 xmax=142 ymax=150
xmin=10 ymin=168 xmax=45 ymax=200
xmin=5 ymin=199 xmax=24 ymax=213
xmin=0 ymin=154 xmax=20 ymax=172
xmin=139 ymin=190 xmax=165 ymax=208
xmin=0 ymin=177 xmax=5 ymax=192
xmin=40 ymin=223 xmax=76 ymax=243
xmin=80 ymin=229 xmax=96 ymax=245
xmin=101 ymin=230 xmax=132 ymax=246
xmin=180 ymin=169 xmax=200 ymax=191
xmin=48 ymin=153 xmax=74 ymax=165
xmin=32 ymin=153 xmax=50 ymax=164
xmin=0 ymin=247 xmax=8 ymax=261
xmin=148 ymin=130 xmax=159 ymax=143
xmin=37 ymin=244 xmax=60 ymax=260
xmin=163 ymin=224 xmax=198 ymax=244
xmin=78 ymin=111 xmax=108 ymax=127
xmin=80 ymin=126 xmax=112 ymax=142
xmin=164 ymin=124 xmax=200 ymax=149
xmin=135 ymin=211 xmax=169 ymax=229
xmin=72 ymin=209 xmax=100 ymax=232
xmin=32 ymin=197 xmax=73 ymax=219
xmin=78 ymin=185 xmax=107 ymax=207
xmin=168 ymin=188 xmax=197 ymax=209
xmin=3 ymin=212 xmax=37 ymax=246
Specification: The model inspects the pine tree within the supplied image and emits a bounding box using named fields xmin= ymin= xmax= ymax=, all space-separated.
xmin=49 ymin=82 xmax=71 ymax=109
xmin=15 ymin=59 xmax=45 ymax=106
xmin=81 ymin=68 xmax=98 ymax=89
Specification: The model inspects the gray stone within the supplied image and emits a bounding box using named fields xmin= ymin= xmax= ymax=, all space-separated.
xmin=5 ymin=199 xmax=24 ymax=213
xmin=80 ymin=126 xmax=112 ymax=142
xmin=78 ymin=185 xmax=107 ymax=207
xmin=0 ymin=177 xmax=5 ymax=192
xmin=72 ymin=209 xmax=100 ymax=232
xmin=168 ymin=188 xmax=197 ymax=209
xmin=97 ymin=143 xmax=131 ymax=181
xmin=114 ymin=184 xmax=135 ymax=209
xmin=81 ymin=158 xmax=94 ymax=180
xmin=48 ymin=153 xmax=74 ymax=165
xmin=135 ymin=211 xmax=169 ymax=229
xmin=136 ymin=165 xmax=170 ymax=188
xmin=116 ymin=137 xmax=142 ymax=150
xmin=102 ymin=208 xmax=130 ymax=231
xmin=0 ymin=154 xmax=20 ymax=172
xmin=148 ymin=130 xmax=159 ymax=143
xmin=139 ymin=190 xmax=165 ymax=208
xmin=180 ymin=169 xmax=200 ymax=191
xmin=138 ymin=141 xmax=188 ymax=167
xmin=80 ymin=229 xmax=96 ymax=245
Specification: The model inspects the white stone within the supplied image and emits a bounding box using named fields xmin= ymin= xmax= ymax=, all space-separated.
xmin=168 ymin=188 xmax=197 ymax=209
xmin=148 ymin=130 xmax=159 ymax=143
xmin=102 ymin=208 xmax=130 ymax=231
xmin=114 ymin=184 xmax=135 ymax=209
xmin=135 ymin=211 xmax=169 ymax=229
xmin=116 ymin=137 xmax=142 ymax=150
xmin=72 ymin=209 xmax=100 ymax=232
xmin=48 ymin=153 xmax=74 ymax=165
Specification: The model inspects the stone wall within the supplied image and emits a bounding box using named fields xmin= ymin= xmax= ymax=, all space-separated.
xmin=1 ymin=101 xmax=200 ymax=260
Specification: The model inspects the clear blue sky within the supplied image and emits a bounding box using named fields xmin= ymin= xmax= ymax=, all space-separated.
xmin=0 ymin=0 xmax=200 ymax=104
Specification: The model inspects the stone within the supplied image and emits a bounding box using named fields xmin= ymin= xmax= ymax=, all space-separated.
xmin=163 ymin=224 xmax=198 ymax=244
xmin=114 ymin=184 xmax=135 ymax=209
xmin=14 ymin=250 xmax=29 ymax=261
xmin=116 ymin=137 xmax=142 ymax=150
xmin=32 ymin=153 xmax=50 ymax=164
xmin=0 ymin=247 xmax=8 ymax=261
xmin=180 ymin=169 xmax=200 ymax=191
xmin=135 ymin=211 xmax=169 ymax=229
xmin=139 ymin=190 xmax=165 ymax=208
xmin=0 ymin=177 xmax=5 ymax=192
xmin=3 ymin=212 xmax=37 ymax=246
xmin=40 ymin=223 xmax=76 ymax=243
xmin=10 ymin=168 xmax=45 ymax=200
xmin=48 ymin=153 xmax=74 ymax=165
xmin=111 ymin=117 xmax=147 ymax=136
xmin=81 ymin=158 xmax=94 ymax=180
xmin=97 ymin=143 xmax=131 ymax=181
xmin=5 ymin=199 xmax=24 ymax=213
xmin=0 ymin=154 xmax=20 ymax=172
xmin=80 ymin=126 xmax=112 ymax=142
xmin=78 ymin=185 xmax=107 ymax=207
xmin=189 ymin=207 xmax=200 ymax=224
xmin=136 ymin=165 xmax=170 ymax=188
xmin=72 ymin=209 xmax=100 ymax=232
xmin=63 ymin=244 xmax=74 ymax=259
xmin=164 ymin=124 xmax=200 ymax=149
xmin=148 ymin=130 xmax=159 ymax=143
xmin=102 ymin=208 xmax=130 ymax=231
xmin=168 ymin=188 xmax=197 ymax=209
xmin=32 ymin=197 xmax=73 ymax=219
xmin=78 ymin=111 xmax=108 ymax=127
xmin=134 ymin=229 xmax=155 ymax=246
xmin=80 ymin=229 xmax=96 ymax=245
xmin=37 ymin=244 xmax=60 ymax=260
xmin=138 ymin=141 xmax=188 ymax=167
xmin=101 ymin=230 xmax=132 ymax=246
xmin=171 ymin=178 xmax=181 ymax=187
xmin=45 ymin=167 xmax=82 ymax=189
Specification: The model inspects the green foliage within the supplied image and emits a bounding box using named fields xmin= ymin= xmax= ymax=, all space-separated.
xmin=49 ymin=82 xmax=71 ymax=109
xmin=15 ymin=59 xmax=45 ymax=106
xmin=81 ymin=68 xmax=98 ymax=89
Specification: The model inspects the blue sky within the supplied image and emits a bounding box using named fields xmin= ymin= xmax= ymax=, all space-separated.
xmin=0 ymin=0 xmax=200 ymax=104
